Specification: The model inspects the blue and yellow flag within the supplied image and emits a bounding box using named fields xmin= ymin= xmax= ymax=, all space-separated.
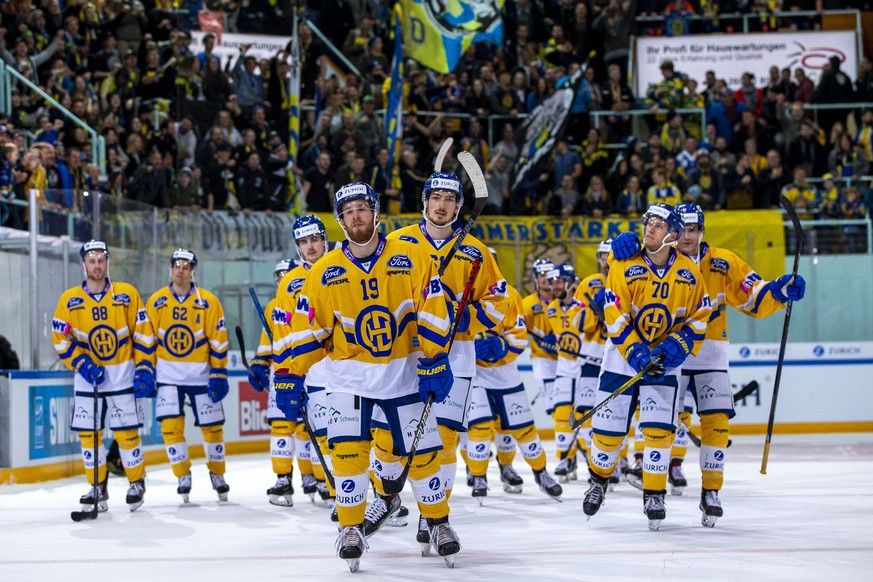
xmin=401 ymin=0 xmax=505 ymax=74
xmin=288 ymin=4 xmax=302 ymax=213
xmin=386 ymin=5 xmax=404 ymax=179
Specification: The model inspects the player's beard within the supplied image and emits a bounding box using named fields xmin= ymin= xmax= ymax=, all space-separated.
xmin=346 ymin=219 xmax=375 ymax=245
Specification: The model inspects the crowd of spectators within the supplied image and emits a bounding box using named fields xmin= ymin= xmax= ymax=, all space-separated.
xmin=0 ymin=0 xmax=870 ymax=237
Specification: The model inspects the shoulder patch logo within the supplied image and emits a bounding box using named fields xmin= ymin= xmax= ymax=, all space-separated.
xmin=194 ymin=298 xmax=210 ymax=309
xmin=459 ymin=244 xmax=483 ymax=261
xmin=154 ymin=296 xmax=168 ymax=308
xmin=288 ymin=277 xmax=305 ymax=293
xmin=398 ymin=235 xmax=419 ymax=244
xmin=710 ymin=257 xmax=730 ymax=271
xmin=112 ymin=293 xmax=131 ymax=304
xmin=67 ymin=297 xmax=84 ymax=309
xmin=531 ymin=303 xmax=543 ymax=313
xmin=624 ymin=265 xmax=647 ymax=278
xmin=386 ymin=254 xmax=413 ymax=270
xmin=676 ymin=269 xmax=697 ymax=285
xmin=322 ymin=266 xmax=348 ymax=285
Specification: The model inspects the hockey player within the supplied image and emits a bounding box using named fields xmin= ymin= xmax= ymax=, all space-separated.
xmin=544 ymin=264 xmax=585 ymax=482
xmin=582 ymin=203 xmax=711 ymax=530
xmin=144 ymin=249 xmax=231 ymax=502
xmin=522 ymin=259 xmax=559 ymax=412
xmin=274 ymin=182 xmax=459 ymax=571
xmin=611 ymin=203 xmax=806 ymax=526
xmin=52 ymin=241 xmax=154 ymax=512
xmin=385 ymin=172 xmax=508 ymax=546
xmin=466 ymin=253 xmax=563 ymax=502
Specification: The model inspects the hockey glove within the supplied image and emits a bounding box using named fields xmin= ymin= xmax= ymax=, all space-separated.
xmin=611 ymin=232 xmax=642 ymax=261
xmin=474 ymin=335 xmax=510 ymax=363
xmin=624 ymin=342 xmax=664 ymax=382
xmin=207 ymin=368 xmax=230 ymax=403
xmin=248 ymin=356 xmax=271 ymax=392
xmin=651 ymin=330 xmax=694 ymax=370
xmin=273 ymin=369 xmax=305 ymax=420
xmin=535 ymin=332 xmax=559 ymax=356
xmin=417 ymin=352 xmax=453 ymax=404
xmin=447 ymin=299 xmax=472 ymax=334
xmin=768 ymin=274 xmax=806 ymax=303
xmin=133 ymin=362 xmax=156 ymax=398
xmin=74 ymin=354 xmax=105 ymax=385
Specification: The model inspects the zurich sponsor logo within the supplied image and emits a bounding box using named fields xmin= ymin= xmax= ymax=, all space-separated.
xmin=277 ymin=439 xmax=287 ymax=448
xmin=428 ymin=477 xmax=441 ymax=491
xmin=322 ymin=265 xmax=348 ymax=285
xmin=374 ymin=460 xmax=383 ymax=472
xmin=132 ymin=449 xmax=141 ymax=458
xmin=83 ymin=450 xmax=92 ymax=460
xmin=714 ymin=450 xmax=724 ymax=461
xmin=341 ymin=479 xmax=356 ymax=493
xmin=597 ymin=453 xmax=609 ymax=462
xmin=676 ymin=269 xmax=696 ymax=284
xmin=813 ymin=345 xmax=825 ymax=357
xmin=739 ymin=346 xmax=751 ymax=358
xmin=67 ymin=297 xmax=85 ymax=309
xmin=168 ymin=447 xmax=176 ymax=455
xmin=557 ymin=434 xmax=567 ymax=442
xmin=386 ymin=254 xmax=413 ymax=269
xmin=475 ymin=443 xmax=487 ymax=452
xmin=215 ymin=445 xmax=223 ymax=454
xmin=650 ymin=451 xmax=662 ymax=462
xmin=154 ymin=296 xmax=168 ymax=308
xmin=625 ymin=265 xmax=647 ymax=278
xmin=528 ymin=443 xmax=538 ymax=451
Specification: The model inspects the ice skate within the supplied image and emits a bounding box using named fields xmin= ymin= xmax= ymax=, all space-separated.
xmin=267 ymin=473 xmax=294 ymax=507
xmin=608 ymin=471 xmax=621 ymax=492
xmin=668 ymin=458 xmax=687 ymax=496
xmin=387 ymin=505 xmax=409 ymax=527
xmin=301 ymin=473 xmax=317 ymax=502
xmin=533 ymin=468 xmax=563 ymax=502
xmin=700 ymin=488 xmax=723 ymax=528
xmin=471 ymin=475 xmax=488 ymax=505
xmin=465 ymin=465 xmax=473 ymax=487
xmin=316 ymin=479 xmax=334 ymax=507
xmin=618 ymin=457 xmax=630 ymax=481
xmin=177 ymin=473 xmax=192 ymax=503
xmin=417 ymin=515 xmax=430 ymax=556
xmin=583 ymin=474 xmax=608 ymax=519
xmin=335 ymin=525 xmax=367 ymax=573
xmin=330 ymin=505 xmax=338 ymax=523
xmin=126 ymin=478 xmax=145 ymax=512
xmin=209 ymin=472 xmax=230 ymax=502
xmin=554 ymin=457 xmax=577 ymax=483
xmin=79 ymin=479 xmax=108 ymax=513
xmin=626 ymin=455 xmax=643 ymax=491
xmin=499 ymin=463 xmax=523 ymax=494
xmin=428 ymin=516 xmax=461 ymax=568
xmin=643 ymin=489 xmax=667 ymax=531
xmin=362 ymin=493 xmax=401 ymax=537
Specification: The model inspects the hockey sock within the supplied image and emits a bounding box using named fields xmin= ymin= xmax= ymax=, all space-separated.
xmin=79 ymin=429 xmax=107 ymax=485
xmin=408 ymin=451 xmax=449 ymax=520
xmin=331 ymin=440 xmax=371 ymax=526
xmin=438 ymin=425 xmax=459 ymax=500
xmin=115 ymin=428 xmax=145 ymax=482
xmin=633 ymin=407 xmax=644 ymax=454
xmin=589 ymin=432 xmax=623 ymax=479
xmin=161 ymin=416 xmax=191 ymax=477
xmin=372 ymin=428 xmax=403 ymax=497
xmin=553 ymin=404 xmax=575 ymax=460
xmin=458 ymin=432 xmax=469 ymax=465
xmin=641 ymin=427 xmax=674 ymax=491
xmin=270 ymin=420 xmax=295 ymax=475
xmin=495 ymin=430 xmax=518 ymax=465
xmin=466 ymin=420 xmax=493 ymax=476
xmin=202 ymin=424 xmax=226 ymax=475
xmin=671 ymin=409 xmax=692 ymax=461
xmin=317 ymin=435 xmax=336 ymax=496
xmin=512 ymin=424 xmax=546 ymax=471
xmin=700 ymin=412 xmax=729 ymax=490
xmin=294 ymin=422 xmax=313 ymax=475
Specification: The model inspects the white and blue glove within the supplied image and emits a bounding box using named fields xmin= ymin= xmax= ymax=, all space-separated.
xmin=133 ymin=362 xmax=156 ymax=398
xmin=74 ymin=354 xmax=105 ymax=385
xmin=207 ymin=368 xmax=230 ymax=403
xmin=768 ymin=274 xmax=806 ymax=303
xmin=417 ymin=352 xmax=453 ymax=403
xmin=248 ymin=356 xmax=271 ymax=392
xmin=651 ymin=330 xmax=694 ymax=370
xmin=612 ymin=232 xmax=642 ymax=260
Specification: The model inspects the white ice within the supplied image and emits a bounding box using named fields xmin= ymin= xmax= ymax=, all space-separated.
xmin=1 ymin=433 xmax=872 ymax=581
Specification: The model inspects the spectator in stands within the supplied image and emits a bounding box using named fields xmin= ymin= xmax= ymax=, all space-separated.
xmin=355 ymin=95 xmax=384 ymax=162
xmin=0 ymin=333 xmax=20 ymax=370
xmin=745 ymin=138 xmax=769 ymax=179
xmin=723 ymin=154 xmax=757 ymax=210
xmin=788 ymin=119 xmax=827 ymax=178
xmin=647 ymin=166 xmax=682 ymax=206
xmin=235 ymin=151 xmax=268 ymax=212
xmin=734 ymin=108 xmax=770 ymax=154
xmin=485 ymin=154 xmax=511 ymax=215
xmin=233 ymin=45 xmax=267 ymax=115
xmin=856 ymin=109 xmax=872 ymax=163
xmin=0 ymin=27 xmax=63 ymax=85
xmin=757 ymin=149 xmax=790 ymax=208
xmin=551 ymin=137 xmax=582 ymax=189
xmin=676 ymin=136 xmax=699 ymax=173
xmin=490 ymin=70 xmax=522 ymax=116
xmin=813 ymin=56 xmax=856 ymax=135
xmin=176 ymin=117 xmax=197 ymax=169
xmin=577 ymin=174 xmax=611 ymax=218
xmin=781 ymin=165 xmax=819 ymax=217
xmin=172 ymin=166 xmax=202 ymax=212
xmin=709 ymin=87 xmax=747 ymax=150
xmin=129 ymin=148 xmax=170 ymax=208
xmin=646 ymin=60 xmax=684 ymax=112
xmin=663 ymin=156 xmax=688 ymax=195
xmin=203 ymin=142 xmax=236 ymax=213
xmin=659 ymin=110 xmax=688 ymax=157
xmin=549 ymin=173 xmax=578 ymax=218
xmin=302 ymin=151 xmax=334 ymax=213
xmin=829 ymin=133 xmax=869 ymax=182
xmin=369 ymin=147 xmax=401 ymax=214
xmin=616 ymin=174 xmax=645 ymax=215
xmin=687 ymin=148 xmax=724 ymax=210
xmin=398 ymin=148 xmax=427 ymax=212
xmin=600 ymin=63 xmax=634 ymax=142
xmin=734 ymin=72 xmax=763 ymax=117
xmin=818 ymin=173 xmax=842 ymax=219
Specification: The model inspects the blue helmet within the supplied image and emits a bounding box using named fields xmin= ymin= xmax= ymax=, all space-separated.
xmin=333 ymin=182 xmax=380 ymax=221
xmin=597 ymin=238 xmax=613 ymax=257
xmin=676 ymin=203 xmax=705 ymax=230
xmin=273 ymin=258 xmax=296 ymax=282
xmin=548 ymin=263 xmax=577 ymax=284
xmin=80 ymin=240 xmax=110 ymax=260
xmin=642 ymin=203 xmax=684 ymax=237
xmin=531 ymin=258 xmax=555 ymax=280
xmin=422 ymin=172 xmax=464 ymax=208
xmin=293 ymin=215 xmax=327 ymax=244
xmin=169 ymin=248 xmax=197 ymax=268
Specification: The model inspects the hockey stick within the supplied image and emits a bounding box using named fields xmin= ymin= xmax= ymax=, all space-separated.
xmin=434 ymin=137 xmax=453 ymax=172
xmin=71 ymin=379 xmax=100 ymax=522
xmin=437 ymin=151 xmax=488 ymax=278
xmin=528 ymin=331 xmax=602 ymax=366
xmin=733 ymin=380 xmax=759 ymax=403
xmin=569 ymin=354 xmax=665 ymax=430
xmin=234 ymin=325 xmax=254 ymax=375
xmin=761 ymin=197 xmax=803 ymax=475
xmin=382 ymin=258 xmax=482 ymax=495
xmin=248 ymin=288 xmax=335 ymax=489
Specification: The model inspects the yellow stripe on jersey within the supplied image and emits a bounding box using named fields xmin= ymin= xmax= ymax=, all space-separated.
xmin=522 ymin=292 xmax=556 ymax=360
xmin=477 ymin=285 xmax=528 ymax=369
xmin=145 ymin=285 xmax=228 ymax=385
xmin=604 ymin=249 xmax=711 ymax=355
xmin=52 ymin=281 xmax=153 ymax=392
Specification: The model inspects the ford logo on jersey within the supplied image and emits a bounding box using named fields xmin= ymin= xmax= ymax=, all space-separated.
xmin=398 ymin=235 xmax=419 ymax=244
xmin=676 ymin=269 xmax=696 ymax=284
xmin=154 ymin=296 xmax=168 ymax=308
xmin=67 ymin=297 xmax=84 ymax=308
xmin=710 ymin=257 xmax=730 ymax=271
xmin=386 ymin=254 xmax=413 ymax=269
xmin=625 ymin=265 xmax=647 ymax=278
xmin=322 ymin=266 xmax=347 ymax=285
xmin=288 ymin=277 xmax=305 ymax=292
xmin=112 ymin=293 xmax=130 ymax=303
xmin=459 ymin=244 xmax=483 ymax=260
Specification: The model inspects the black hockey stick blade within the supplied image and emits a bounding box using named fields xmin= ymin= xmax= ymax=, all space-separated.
xmin=234 ymin=325 xmax=254 ymax=374
xmin=70 ymin=507 xmax=98 ymax=522
xmin=438 ymin=151 xmax=488 ymax=277
xmin=733 ymin=380 xmax=759 ymax=403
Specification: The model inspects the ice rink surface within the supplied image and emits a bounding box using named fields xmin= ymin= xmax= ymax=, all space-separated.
xmin=1 ymin=433 xmax=871 ymax=581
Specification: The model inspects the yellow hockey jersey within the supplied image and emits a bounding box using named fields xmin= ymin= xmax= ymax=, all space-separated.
xmin=145 ymin=284 xmax=228 ymax=385
xmin=386 ymin=220 xmax=509 ymax=377
xmin=52 ymin=280 xmax=154 ymax=393
xmin=547 ymin=295 xmax=584 ymax=378
xmin=287 ymin=236 xmax=452 ymax=399
xmin=475 ymin=285 xmax=527 ymax=389
xmin=602 ymin=248 xmax=711 ymax=374
xmin=522 ymin=291 xmax=558 ymax=379
xmin=684 ymin=243 xmax=785 ymax=370
xmin=573 ymin=273 xmax=607 ymax=359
